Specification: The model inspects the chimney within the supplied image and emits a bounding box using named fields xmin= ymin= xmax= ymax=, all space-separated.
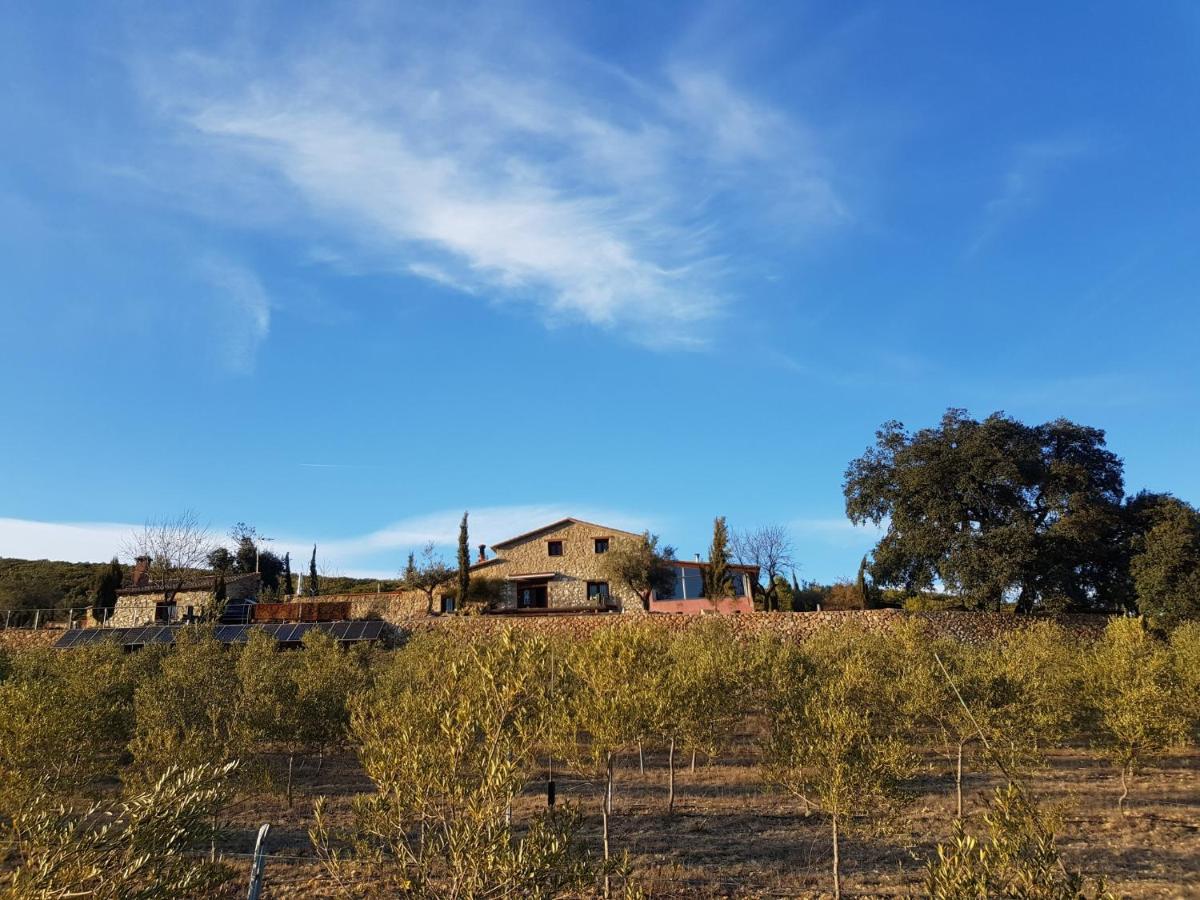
xmin=477 ymin=544 xmax=487 ymax=563
xmin=694 ymin=553 xmax=702 ymax=563
xmin=133 ymin=555 xmax=151 ymax=587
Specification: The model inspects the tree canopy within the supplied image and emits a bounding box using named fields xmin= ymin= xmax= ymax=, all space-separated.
xmin=1130 ymin=496 xmax=1200 ymax=629
xmin=598 ymin=532 xmax=676 ymax=612
xmin=844 ymin=409 xmax=1129 ymax=612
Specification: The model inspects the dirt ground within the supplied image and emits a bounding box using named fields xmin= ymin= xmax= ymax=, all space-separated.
xmin=212 ymin=738 xmax=1200 ymax=899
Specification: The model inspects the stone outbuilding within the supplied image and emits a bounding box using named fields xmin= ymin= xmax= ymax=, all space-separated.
xmin=107 ymin=556 xmax=261 ymax=627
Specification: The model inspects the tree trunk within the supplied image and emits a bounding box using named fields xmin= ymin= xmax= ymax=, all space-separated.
xmin=956 ymin=739 xmax=966 ymax=820
xmin=286 ymin=753 xmax=295 ymax=809
xmin=1118 ymin=762 xmax=1131 ymax=815
xmin=690 ymin=748 xmax=697 ymax=774
xmin=831 ymin=813 xmax=841 ymax=900
xmin=638 ymin=740 xmax=645 ymax=775
xmin=1015 ymin=584 xmax=1034 ymax=615
xmin=602 ymin=805 xmax=611 ymax=899
xmin=667 ymin=736 xmax=676 ymax=814
xmin=316 ymin=748 xmax=325 ymax=776
xmin=605 ymin=753 xmax=614 ymax=815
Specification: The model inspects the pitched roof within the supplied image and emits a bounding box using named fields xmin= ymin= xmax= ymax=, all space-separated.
xmin=489 ymin=517 xmax=644 ymax=550
xmin=116 ymin=572 xmax=261 ymax=597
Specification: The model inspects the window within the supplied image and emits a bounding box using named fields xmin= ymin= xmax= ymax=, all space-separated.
xmin=662 ymin=566 xmax=706 ymax=600
xmin=728 ymin=572 xmax=747 ymax=597
xmin=594 ymin=538 xmax=609 ymax=554
xmin=587 ymin=581 xmax=611 ymax=605
xmin=547 ymin=540 xmax=564 ymax=557
xmin=518 ymin=583 xmax=549 ymax=608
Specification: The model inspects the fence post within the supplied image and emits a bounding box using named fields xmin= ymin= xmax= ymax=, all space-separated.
xmin=33 ymin=609 xmax=40 ymax=630
xmin=246 ymin=823 xmax=270 ymax=900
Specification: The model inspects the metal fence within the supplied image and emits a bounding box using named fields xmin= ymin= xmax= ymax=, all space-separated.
xmin=0 ymin=599 xmax=223 ymax=630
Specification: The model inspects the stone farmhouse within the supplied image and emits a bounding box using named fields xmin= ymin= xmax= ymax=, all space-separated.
xmin=473 ymin=517 xmax=757 ymax=614
xmin=108 ymin=555 xmax=260 ymax=627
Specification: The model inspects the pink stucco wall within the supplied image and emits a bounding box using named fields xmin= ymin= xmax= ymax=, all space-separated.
xmin=648 ymin=597 xmax=755 ymax=615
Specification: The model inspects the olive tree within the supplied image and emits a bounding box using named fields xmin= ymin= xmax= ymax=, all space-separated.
xmin=237 ymin=630 xmax=366 ymax=807
xmin=129 ymin=627 xmax=251 ymax=781
xmin=319 ymin=630 xmax=598 ymax=899
xmin=1 ymin=762 xmax=237 ymax=900
xmin=0 ymin=644 xmax=133 ymax=816
xmin=762 ymin=627 xmax=913 ymax=899
xmin=925 ymin=783 xmax=1108 ymax=899
xmin=1086 ymin=617 xmax=1190 ymax=813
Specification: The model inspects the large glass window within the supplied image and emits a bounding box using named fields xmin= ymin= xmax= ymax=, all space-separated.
xmin=662 ymin=566 xmax=707 ymax=600
xmin=728 ymin=572 xmax=747 ymax=597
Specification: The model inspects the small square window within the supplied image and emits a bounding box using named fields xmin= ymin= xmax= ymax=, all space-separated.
xmin=587 ymin=581 xmax=611 ymax=605
xmin=547 ymin=540 xmax=564 ymax=557
xmin=594 ymin=538 xmax=609 ymax=554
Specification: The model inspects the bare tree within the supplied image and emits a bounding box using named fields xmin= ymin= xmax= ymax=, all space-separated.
xmin=123 ymin=511 xmax=214 ymax=605
xmin=731 ymin=525 xmax=796 ymax=611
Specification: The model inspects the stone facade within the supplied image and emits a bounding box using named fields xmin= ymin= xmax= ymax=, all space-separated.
xmin=473 ymin=518 xmax=647 ymax=612
xmin=108 ymin=573 xmax=260 ymax=627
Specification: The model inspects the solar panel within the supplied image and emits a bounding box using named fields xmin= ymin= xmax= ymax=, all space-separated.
xmin=214 ymin=625 xmax=241 ymax=643
xmin=360 ymin=620 xmax=385 ymax=640
xmin=54 ymin=630 xmax=83 ymax=649
xmin=291 ymin=623 xmax=314 ymax=643
xmin=328 ymin=621 xmax=352 ymax=640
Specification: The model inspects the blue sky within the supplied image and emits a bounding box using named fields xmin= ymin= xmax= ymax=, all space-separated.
xmin=2 ymin=1 xmax=1198 ymax=582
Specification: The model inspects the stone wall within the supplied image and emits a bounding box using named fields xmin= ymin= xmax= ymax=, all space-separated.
xmin=0 ymin=629 xmax=62 ymax=651
xmin=478 ymin=520 xmax=644 ymax=611
xmin=330 ymin=590 xmax=430 ymax=620
xmin=387 ymin=609 xmax=1113 ymax=646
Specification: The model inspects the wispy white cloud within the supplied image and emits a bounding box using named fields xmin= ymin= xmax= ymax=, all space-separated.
xmin=0 ymin=504 xmax=656 ymax=575
xmin=969 ymin=136 xmax=1092 ymax=256
xmin=790 ymin=516 xmax=886 ymax=543
xmin=126 ymin=9 xmax=846 ymax=348
xmin=196 ymin=256 xmax=271 ymax=374
xmin=0 ymin=518 xmax=133 ymax=564
xmin=315 ymin=505 xmax=656 ymax=566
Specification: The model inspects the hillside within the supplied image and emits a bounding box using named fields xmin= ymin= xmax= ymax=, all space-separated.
xmin=0 ymin=557 xmax=402 ymax=617
xmin=0 ymin=557 xmax=109 ymax=616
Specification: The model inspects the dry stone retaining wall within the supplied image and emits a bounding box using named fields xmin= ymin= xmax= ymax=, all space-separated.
xmin=0 ymin=629 xmax=62 ymax=651
xmin=387 ymin=609 xmax=1112 ymax=645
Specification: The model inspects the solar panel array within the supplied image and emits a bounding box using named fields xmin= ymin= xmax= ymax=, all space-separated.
xmin=54 ymin=620 xmax=385 ymax=650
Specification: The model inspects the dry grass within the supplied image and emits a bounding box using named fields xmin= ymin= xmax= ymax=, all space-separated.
xmin=210 ymin=736 xmax=1200 ymax=899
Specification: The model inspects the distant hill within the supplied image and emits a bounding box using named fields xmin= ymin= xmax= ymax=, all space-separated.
xmin=307 ymin=575 xmax=404 ymax=595
xmin=0 ymin=557 xmax=404 ymax=619
xmin=0 ymin=557 xmax=110 ymax=617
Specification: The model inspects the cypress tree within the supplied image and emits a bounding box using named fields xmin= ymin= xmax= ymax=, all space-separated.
xmin=856 ymin=556 xmax=872 ymax=609
xmin=705 ymin=516 xmax=732 ymax=600
xmin=213 ymin=570 xmax=227 ymax=604
xmin=308 ymin=545 xmax=320 ymax=597
xmin=456 ymin=511 xmax=470 ymax=610
xmin=282 ymin=552 xmax=294 ymax=596
xmin=91 ymin=557 xmax=123 ymax=623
